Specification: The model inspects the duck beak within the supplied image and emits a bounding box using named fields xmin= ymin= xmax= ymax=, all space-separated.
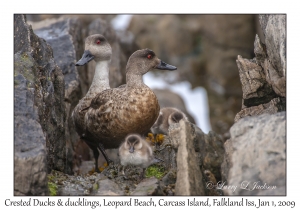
xmin=75 ymin=50 xmax=95 ymax=66
xmin=155 ymin=60 xmax=177 ymax=71
xmin=129 ymin=146 xmax=134 ymax=153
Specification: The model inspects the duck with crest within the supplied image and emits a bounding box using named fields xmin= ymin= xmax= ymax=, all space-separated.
xmin=82 ymin=48 xmax=177 ymax=172
xmin=72 ymin=34 xmax=112 ymax=172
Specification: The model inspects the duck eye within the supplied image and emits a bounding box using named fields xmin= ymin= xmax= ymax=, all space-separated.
xmin=96 ymin=40 xmax=101 ymax=45
xmin=147 ymin=54 xmax=152 ymax=59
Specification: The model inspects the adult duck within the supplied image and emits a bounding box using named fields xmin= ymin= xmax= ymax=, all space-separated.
xmin=83 ymin=48 xmax=177 ymax=171
xmin=72 ymin=34 xmax=112 ymax=170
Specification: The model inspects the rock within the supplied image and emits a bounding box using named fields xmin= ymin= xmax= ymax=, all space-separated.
xmin=14 ymin=14 xmax=66 ymax=194
xmin=116 ymin=30 xmax=139 ymax=60
xmin=161 ymin=170 xmax=177 ymax=186
xmin=26 ymin=14 xmax=116 ymax=26
xmin=31 ymin=17 xmax=84 ymax=174
xmin=227 ymin=112 xmax=286 ymax=195
xmin=235 ymin=15 xmax=286 ymax=122
xmin=169 ymin=120 xmax=205 ymax=195
xmin=235 ymin=97 xmax=286 ymax=122
xmin=259 ymin=15 xmax=286 ymax=78
xmin=153 ymin=88 xmax=196 ymax=124
xmin=131 ymin=177 xmax=163 ymax=195
xmin=220 ymin=139 xmax=233 ymax=184
xmin=95 ymin=179 xmax=124 ymax=195
xmin=193 ymin=128 xmax=225 ymax=182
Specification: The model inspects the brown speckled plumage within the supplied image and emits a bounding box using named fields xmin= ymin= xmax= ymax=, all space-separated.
xmin=85 ymin=85 xmax=159 ymax=148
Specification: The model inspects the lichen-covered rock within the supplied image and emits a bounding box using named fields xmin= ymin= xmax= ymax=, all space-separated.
xmin=227 ymin=112 xmax=286 ymax=195
xmin=31 ymin=17 xmax=84 ymax=174
xmin=14 ymin=14 xmax=66 ymax=195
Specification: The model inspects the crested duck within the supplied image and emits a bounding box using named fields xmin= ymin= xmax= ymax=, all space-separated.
xmin=72 ymin=34 xmax=112 ymax=172
xmin=83 ymin=48 xmax=176 ymax=171
xmin=151 ymin=107 xmax=188 ymax=135
xmin=119 ymin=134 xmax=162 ymax=178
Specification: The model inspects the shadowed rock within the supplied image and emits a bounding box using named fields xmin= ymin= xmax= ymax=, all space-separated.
xmin=14 ymin=14 xmax=66 ymax=195
xmin=235 ymin=15 xmax=286 ymax=122
xmin=31 ymin=17 xmax=84 ymax=174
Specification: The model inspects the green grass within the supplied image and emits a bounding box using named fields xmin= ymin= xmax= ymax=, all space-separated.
xmin=48 ymin=181 xmax=58 ymax=196
xmin=145 ymin=165 xmax=166 ymax=179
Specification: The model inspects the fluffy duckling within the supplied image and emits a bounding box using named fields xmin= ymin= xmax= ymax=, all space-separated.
xmin=83 ymin=49 xmax=176 ymax=171
xmin=151 ymin=107 xmax=188 ymax=135
xmin=119 ymin=134 xmax=162 ymax=178
xmin=72 ymin=34 xmax=112 ymax=172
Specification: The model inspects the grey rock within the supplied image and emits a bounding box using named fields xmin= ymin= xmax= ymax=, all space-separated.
xmin=169 ymin=120 xmax=205 ymax=195
xmin=227 ymin=112 xmax=286 ymax=195
xmin=32 ymin=17 xmax=84 ymax=174
xmin=220 ymin=139 xmax=233 ymax=184
xmin=95 ymin=179 xmax=124 ymax=195
xmin=14 ymin=14 xmax=66 ymax=194
xmin=131 ymin=177 xmax=163 ymax=196
xmin=161 ymin=170 xmax=177 ymax=186
xmin=193 ymin=128 xmax=225 ymax=182
xmin=259 ymin=15 xmax=286 ymax=77
xmin=235 ymin=15 xmax=286 ymax=122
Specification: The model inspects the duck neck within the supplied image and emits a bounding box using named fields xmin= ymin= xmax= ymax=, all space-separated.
xmin=126 ymin=73 xmax=144 ymax=88
xmin=86 ymin=60 xmax=110 ymax=97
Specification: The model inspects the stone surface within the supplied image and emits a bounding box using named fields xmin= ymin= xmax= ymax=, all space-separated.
xmin=227 ymin=112 xmax=286 ymax=195
xmin=259 ymin=15 xmax=286 ymax=78
xmin=220 ymin=139 xmax=233 ymax=184
xmin=14 ymin=14 xmax=66 ymax=195
xmin=235 ymin=15 xmax=286 ymax=122
xmin=169 ymin=120 xmax=205 ymax=195
xmin=31 ymin=17 xmax=84 ymax=174
xmin=193 ymin=128 xmax=225 ymax=182
xmin=95 ymin=178 xmax=124 ymax=195
xmin=131 ymin=177 xmax=163 ymax=196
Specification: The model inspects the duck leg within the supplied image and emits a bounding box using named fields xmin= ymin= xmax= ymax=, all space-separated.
xmin=91 ymin=148 xmax=101 ymax=173
xmin=97 ymin=143 xmax=114 ymax=165
xmin=83 ymin=140 xmax=100 ymax=173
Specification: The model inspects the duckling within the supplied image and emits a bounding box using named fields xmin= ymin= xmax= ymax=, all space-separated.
xmin=72 ymin=34 xmax=112 ymax=172
xmin=83 ymin=49 xmax=176 ymax=171
xmin=119 ymin=134 xmax=162 ymax=178
xmin=151 ymin=107 xmax=188 ymax=135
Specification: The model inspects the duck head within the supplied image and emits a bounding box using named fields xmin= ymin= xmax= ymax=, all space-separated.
xmin=75 ymin=34 xmax=112 ymax=66
xmin=124 ymin=134 xmax=143 ymax=153
xmin=126 ymin=48 xmax=177 ymax=75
